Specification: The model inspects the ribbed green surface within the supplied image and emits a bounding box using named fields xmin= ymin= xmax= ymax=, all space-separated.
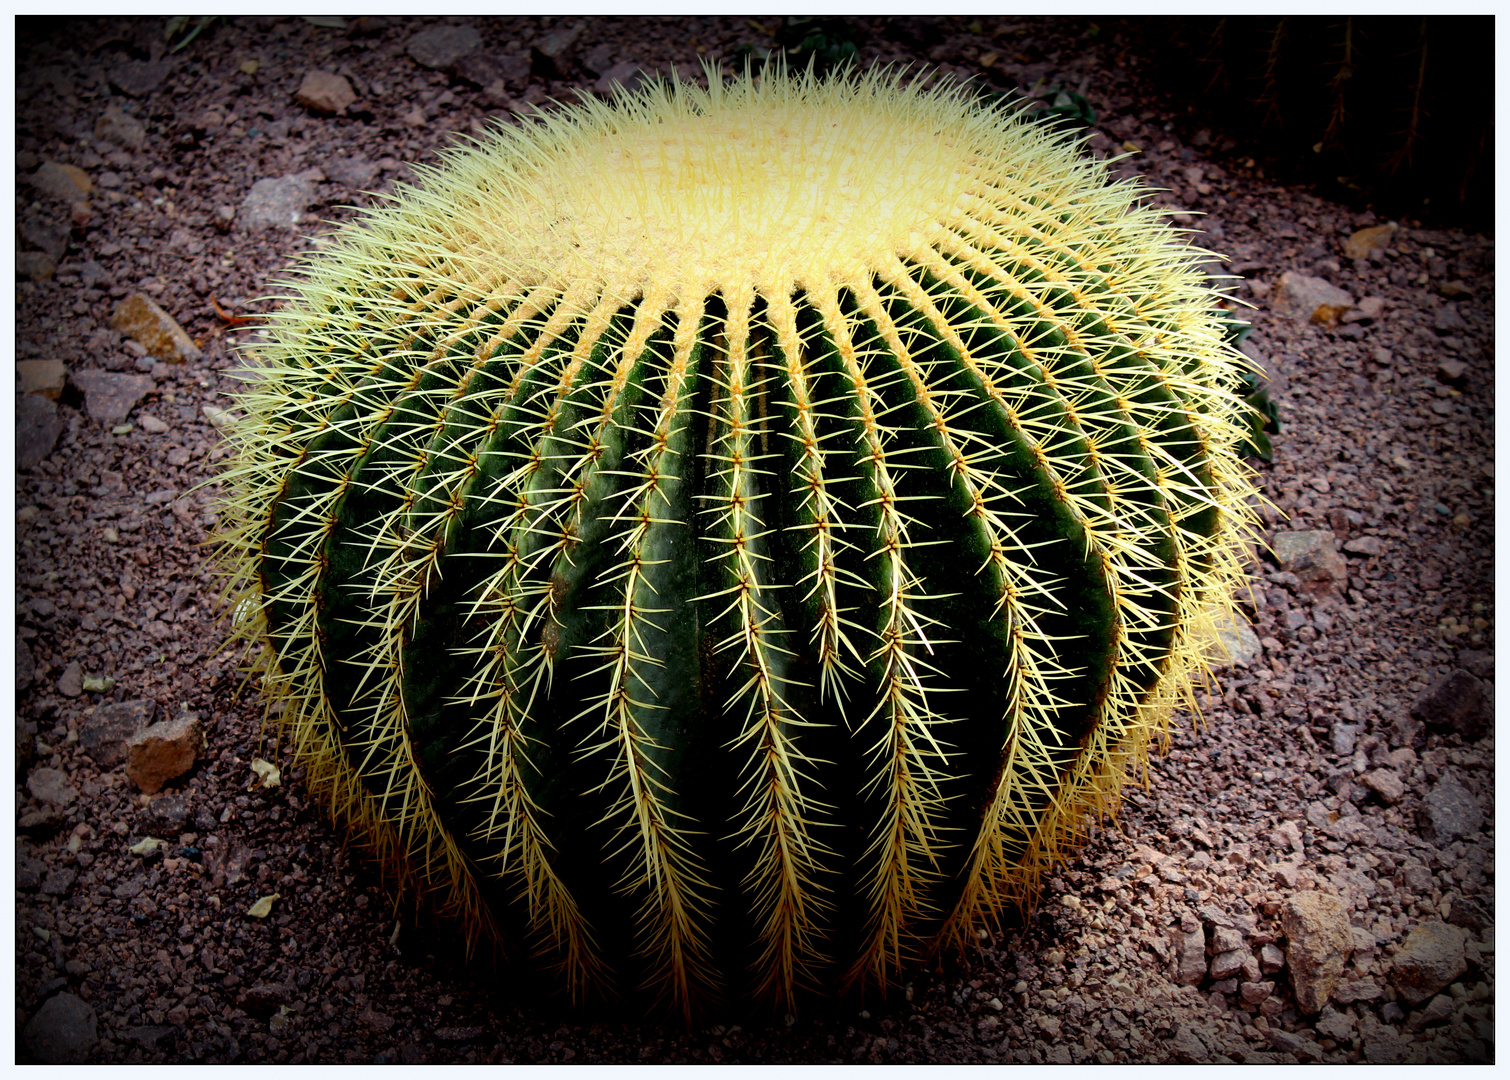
xmin=219 ymin=70 xmax=1257 ymax=1016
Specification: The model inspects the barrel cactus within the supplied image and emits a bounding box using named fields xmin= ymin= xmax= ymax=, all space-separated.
xmin=216 ymin=66 xmax=1259 ymax=1015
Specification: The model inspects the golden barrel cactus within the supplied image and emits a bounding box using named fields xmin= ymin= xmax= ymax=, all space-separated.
xmin=217 ymin=66 xmax=1259 ymax=1015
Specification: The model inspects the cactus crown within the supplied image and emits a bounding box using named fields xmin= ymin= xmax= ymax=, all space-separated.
xmin=215 ymin=64 xmax=1259 ymax=1017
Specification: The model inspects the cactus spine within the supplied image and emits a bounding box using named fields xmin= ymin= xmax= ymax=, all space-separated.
xmin=216 ymin=66 xmax=1259 ymax=1015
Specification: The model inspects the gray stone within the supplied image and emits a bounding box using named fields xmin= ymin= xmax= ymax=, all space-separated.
xmin=1421 ymin=777 xmax=1482 ymax=843
xmin=17 ymin=360 xmax=67 ymax=401
xmin=1342 ymin=535 xmax=1384 ymax=557
xmin=95 ymin=103 xmax=147 ymax=150
xmin=40 ymin=866 xmax=77 ymax=897
xmin=1360 ymin=768 xmax=1405 ymax=804
xmin=1358 ymin=1011 xmax=1411 ymax=1064
xmin=56 ymin=660 xmax=83 ymax=698
xmin=21 ymin=213 xmax=71 ymax=259
xmin=1275 ymin=271 xmax=1354 ymax=323
xmin=1210 ymin=947 xmax=1252 ymax=981
xmin=295 ymin=69 xmax=355 ymax=113
xmin=532 ymin=22 xmax=582 ymax=72
xmin=17 ymin=250 xmax=58 ymax=282
xmin=109 ymin=59 xmax=173 ymax=98
xmin=17 ymin=639 xmax=35 ymax=689
xmin=1389 ymin=921 xmax=1468 ymax=1006
xmin=81 ymin=699 xmax=157 ymax=769
xmin=324 ymin=156 xmax=380 ymax=188
xmin=1271 ymin=530 xmax=1348 ymax=595
xmin=581 ymin=42 xmax=617 ymax=75
xmin=454 ymin=52 xmax=531 ymax=91
xmin=1173 ymin=925 xmax=1206 ymax=985
xmin=148 ymin=793 xmax=193 ymax=830
xmin=594 ymin=61 xmax=650 ymax=97
xmin=126 ymin=711 xmax=203 ymax=794
xmin=17 ymin=393 xmax=63 ymax=470
xmin=1315 ymin=1005 xmax=1355 ymax=1040
xmin=1281 ymin=890 xmax=1353 ymax=1013
xmin=23 ymin=993 xmax=97 ymax=1064
xmin=240 ymin=172 xmax=321 ymax=231
xmin=1331 ymin=978 xmax=1383 ymax=1004
xmin=28 ymin=162 xmax=92 ymax=205
xmin=407 ymin=24 xmax=481 ymax=70
xmin=71 ymin=369 xmax=155 ymax=427
xmin=27 ymin=767 xmax=78 ymax=808
xmin=1329 ymin=721 xmax=1361 ymax=756
xmin=1410 ymin=669 xmax=1489 ymax=739
xmin=1206 ymin=608 xmax=1261 ymax=669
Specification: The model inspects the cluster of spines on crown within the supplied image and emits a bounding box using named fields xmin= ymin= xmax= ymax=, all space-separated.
xmin=215 ymin=73 xmax=1257 ymax=1019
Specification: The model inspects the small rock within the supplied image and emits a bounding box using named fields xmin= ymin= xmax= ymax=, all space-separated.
xmin=1437 ymin=357 xmax=1467 ymax=381
xmin=1210 ymin=947 xmax=1252 ymax=981
xmin=1206 ymin=608 xmax=1261 ymax=668
xmin=1239 ymin=980 xmax=1272 ymax=1005
xmin=1358 ymin=1011 xmax=1411 ymax=1064
xmin=1210 ymin=925 xmax=1244 ymax=953
xmin=241 ymin=983 xmax=291 ymax=1014
xmin=1409 ymin=994 xmax=1457 ymax=1031
xmin=1281 ymin=890 xmax=1354 ymax=1014
xmin=29 ymin=161 xmax=92 ymax=203
xmin=1437 ymin=280 xmax=1473 ymax=299
xmin=18 ymin=809 xmax=62 ymax=835
xmin=17 ymin=394 xmax=64 ymax=470
xmin=40 ymin=867 xmax=78 ymax=897
xmin=1331 ymin=978 xmax=1383 ymax=1004
xmin=407 ymin=23 xmax=481 ymax=70
xmin=1342 ymin=535 xmax=1384 ymax=557
xmin=21 ymin=216 xmax=69 ymax=263
xmin=1275 ymin=271 xmax=1354 ymax=325
xmin=95 ymin=104 xmax=147 ymax=151
xmin=125 ymin=712 xmax=204 ymax=794
xmin=27 ymin=767 xmax=79 ymax=808
xmin=17 ymin=854 xmax=45 ymax=890
xmin=532 ymin=22 xmax=583 ymax=74
xmin=1389 ymin=921 xmax=1468 ymax=1006
xmin=23 ymin=993 xmax=97 ymax=1064
xmin=361 ymin=1006 xmax=396 ymax=1033
xmin=454 ymin=52 xmax=532 ymax=91
xmin=1343 ymin=222 xmax=1397 ymax=260
xmin=295 ymin=70 xmax=356 ymax=113
xmin=581 ymin=42 xmax=617 ymax=75
xmin=1422 ymin=778 xmax=1483 ymax=843
xmin=110 ymin=292 xmax=203 ymax=365
xmin=17 ymin=360 xmax=68 ymax=401
xmin=1173 ymin=925 xmax=1206 ymax=986
xmin=56 ymin=660 xmax=83 ymax=698
xmin=1271 ymin=530 xmax=1348 ymax=595
xmin=202 ymin=404 xmax=239 ymax=430
xmin=434 ymin=1026 xmax=484 ymax=1042
xmin=109 ymin=59 xmax=173 ymax=98
xmin=148 ymin=793 xmax=193 ymax=831
xmin=1329 ymin=721 xmax=1360 ymax=756
xmin=594 ymin=61 xmax=650 ymax=96
xmin=1315 ymin=1005 xmax=1355 ymax=1040
xmin=1433 ymin=305 xmax=1470 ymax=334
xmin=17 ymin=640 xmax=36 ymax=690
xmin=323 ymin=156 xmax=379 ymax=188
xmin=1410 ymin=669 xmax=1489 ymax=739
xmin=241 ymin=172 xmax=321 ymax=231
xmin=1359 ymin=768 xmax=1405 ymax=804
xmin=17 ymin=250 xmax=58 ymax=282
xmin=70 ymin=369 xmax=155 ymax=428
xmin=81 ymin=699 xmax=157 ymax=769
xmin=1341 ymin=296 xmax=1386 ymax=323
xmin=1259 ymin=942 xmax=1286 ymax=974
xmin=138 ymin=414 xmax=170 ymax=434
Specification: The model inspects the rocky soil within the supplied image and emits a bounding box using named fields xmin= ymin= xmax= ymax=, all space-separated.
xmin=13 ymin=15 xmax=1494 ymax=1065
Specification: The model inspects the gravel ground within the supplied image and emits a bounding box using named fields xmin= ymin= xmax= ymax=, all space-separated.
xmin=14 ymin=16 xmax=1494 ymax=1065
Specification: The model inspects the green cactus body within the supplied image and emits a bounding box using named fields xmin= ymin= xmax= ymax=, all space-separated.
xmin=218 ymin=67 xmax=1258 ymax=1015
